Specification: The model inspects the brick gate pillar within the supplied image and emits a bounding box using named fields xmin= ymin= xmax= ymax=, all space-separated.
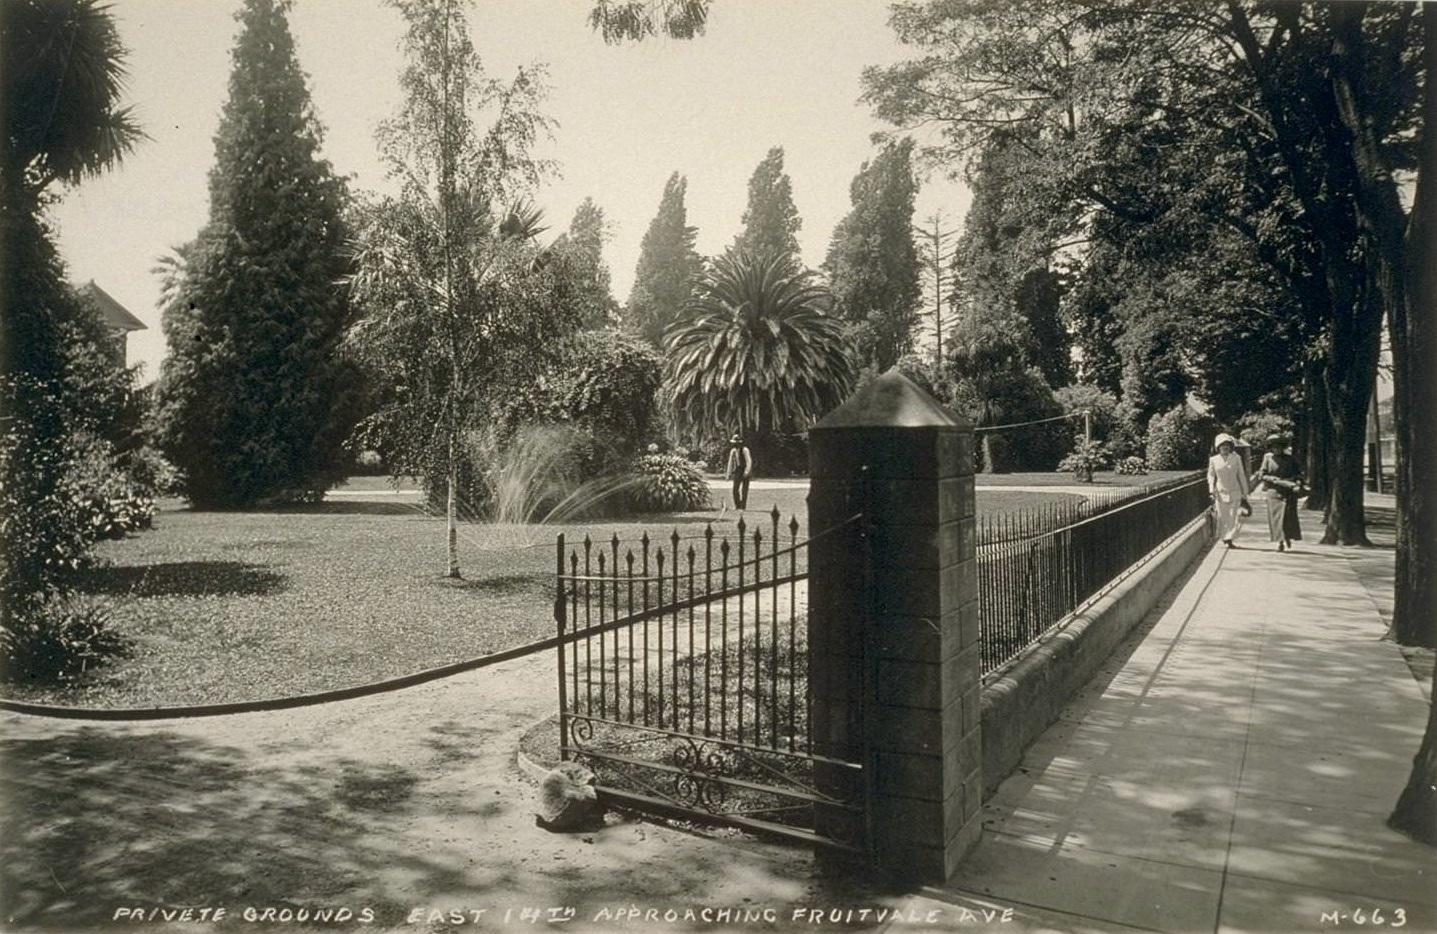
xmin=807 ymin=370 xmax=982 ymax=882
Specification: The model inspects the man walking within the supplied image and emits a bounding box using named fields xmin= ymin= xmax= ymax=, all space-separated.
xmin=726 ymin=433 xmax=753 ymax=510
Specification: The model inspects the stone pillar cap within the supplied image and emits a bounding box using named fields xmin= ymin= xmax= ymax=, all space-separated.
xmin=814 ymin=369 xmax=967 ymax=430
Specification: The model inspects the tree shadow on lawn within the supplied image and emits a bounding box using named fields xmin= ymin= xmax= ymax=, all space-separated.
xmin=74 ymin=561 xmax=286 ymax=598
xmin=244 ymin=501 xmax=433 ymax=518
xmin=442 ymin=573 xmax=552 ymax=597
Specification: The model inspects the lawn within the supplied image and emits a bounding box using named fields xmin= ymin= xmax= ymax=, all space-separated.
xmin=5 ymin=473 xmax=1181 ymax=710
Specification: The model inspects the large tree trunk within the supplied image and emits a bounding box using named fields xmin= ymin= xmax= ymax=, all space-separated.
xmin=1384 ymin=0 xmax=1437 ymax=841
xmin=1328 ymin=1 xmax=1435 ymax=636
xmin=1391 ymin=667 xmax=1437 ymax=844
xmin=1385 ymin=240 xmax=1435 ymax=644
xmin=1318 ymin=286 xmax=1381 ymax=546
xmin=1302 ymin=360 xmax=1332 ymax=512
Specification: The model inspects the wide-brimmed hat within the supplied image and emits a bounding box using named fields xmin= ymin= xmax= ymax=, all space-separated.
xmin=1266 ymin=434 xmax=1290 ymax=447
xmin=729 ymin=433 xmax=743 ymax=444
xmin=1214 ymin=432 xmax=1238 ymax=449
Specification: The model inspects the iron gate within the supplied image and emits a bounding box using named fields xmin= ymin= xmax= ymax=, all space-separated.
xmin=554 ymin=509 xmax=864 ymax=850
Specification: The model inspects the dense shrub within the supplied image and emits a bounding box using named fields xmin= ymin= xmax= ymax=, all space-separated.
xmin=1115 ymin=456 xmax=1149 ymax=476
xmin=351 ymin=449 xmax=387 ymax=477
xmin=0 ymin=594 xmax=131 ymax=686
xmin=1236 ymin=410 xmax=1295 ymax=449
xmin=66 ymin=432 xmax=159 ymax=540
xmin=476 ymin=331 xmax=664 ymax=517
xmin=554 ymin=330 xmax=662 ymax=460
xmin=760 ymin=432 xmax=809 ymax=477
xmin=626 ymin=454 xmax=713 ymax=513
xmin=124 ymin=444 xmax=184 ymax=498
xmin=1054 ymin=383 xmax=1144 ymax=459
xmin=1145 ymin=405 xmax=1211 ymax=470
xmin=1 ymin=380 xmax=94 ymax=617
xmin=1057 ymin=439 xmax=1109 ymax=480
xmin=946 ymin=345 xmax=1068 ymax=472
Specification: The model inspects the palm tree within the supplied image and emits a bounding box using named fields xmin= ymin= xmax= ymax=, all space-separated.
xmin=663 ymin=248 xmax=856 ymax=456
xmin=3 ymin=0 xmax=143 ymax=382
xmin=2 ymin=0 xmax=143 ymax=199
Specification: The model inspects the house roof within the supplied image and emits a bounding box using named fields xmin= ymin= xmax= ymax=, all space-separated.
xmin=79 ymin=281 xmax=146 ymax=332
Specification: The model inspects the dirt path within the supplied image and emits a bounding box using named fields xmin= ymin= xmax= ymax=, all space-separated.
xmin=1 ymin=649 xmax=908 ymax=934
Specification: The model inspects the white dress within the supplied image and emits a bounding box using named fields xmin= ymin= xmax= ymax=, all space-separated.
xmin=1207 ymin=452 xmax=1250 ymax=542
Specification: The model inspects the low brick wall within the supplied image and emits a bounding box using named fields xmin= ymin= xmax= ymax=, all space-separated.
xmin=979 ymin=512 xmax=1214 ymax=792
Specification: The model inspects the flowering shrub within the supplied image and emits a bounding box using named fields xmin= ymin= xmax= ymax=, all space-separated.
xmin=627 ymin=454 xmax=713 ymax=513
xmin=1115 ymin=456 xmax=1148 ymax=476
xmin=81 ymin=493 xmax=156 ymax=541
xmin=1056 ymin=439 xmax=1108 ymax=480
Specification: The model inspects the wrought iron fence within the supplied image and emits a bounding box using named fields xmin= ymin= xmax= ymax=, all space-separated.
xmin=554 ymin=509 xmax=864 ymax=849
xmin=976 ymin=473 xmax=1208 ymax=674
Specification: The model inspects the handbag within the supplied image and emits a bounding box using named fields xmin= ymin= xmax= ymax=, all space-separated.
xmin=1239 ymin=498 xmax=1252 ymax=517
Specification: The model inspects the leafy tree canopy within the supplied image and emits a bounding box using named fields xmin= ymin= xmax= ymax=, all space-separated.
xmin=551 ymin=197 xmax=620 ymax=329
xmin=823 ymin=138 xmax=922 ymax=373
xmin=733 ymin=146 xmax=802 ymax=262
xmin=346 ymin=0 xmax=581 ymax=557
xmin=625 ymin=172 xmax=703 ymax=346
xmin=587 ymin=0 xmax=708 ymax=43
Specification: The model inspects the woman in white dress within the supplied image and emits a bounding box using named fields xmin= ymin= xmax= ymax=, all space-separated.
xmin=1206 ymin=433 xmax=1250 ymax=548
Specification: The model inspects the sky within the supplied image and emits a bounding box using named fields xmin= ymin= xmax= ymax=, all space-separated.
xmin=48 ymin=0 xmax=972 ymax=384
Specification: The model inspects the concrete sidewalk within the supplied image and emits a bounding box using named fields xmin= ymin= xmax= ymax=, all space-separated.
xmin=894 ymin=509 xmax=1436 ymax=932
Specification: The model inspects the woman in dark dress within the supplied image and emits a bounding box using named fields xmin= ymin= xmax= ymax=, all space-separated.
xmin=1253 ymin=435 xmax=1304 ymax=551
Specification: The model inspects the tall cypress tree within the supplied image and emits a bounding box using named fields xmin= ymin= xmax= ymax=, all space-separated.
xmin=624 ymin=172 xmax=703 ymax=347
xmin=556 ymin=197 xmax=619 ymax=329
xmin=822 ymin=138 xmax=921 ymax=372
xmin=154 ymin=0 xmax=358 ymax=507
xmin=733 ymin=146 xmax=801 ymax=262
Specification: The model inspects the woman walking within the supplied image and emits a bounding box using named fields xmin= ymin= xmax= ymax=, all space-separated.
xmin=1253 ymin=435 xmax=1304 ymax=551
xmin=1207 ymin=433 xmax=1250 ymax=548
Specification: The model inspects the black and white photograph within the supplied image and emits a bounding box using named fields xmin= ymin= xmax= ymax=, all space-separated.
xmin=1 ymin=1 xmax=1433 ymax=931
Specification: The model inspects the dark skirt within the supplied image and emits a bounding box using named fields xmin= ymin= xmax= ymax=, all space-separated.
xmin=1264 ymin=491 xmax=1302 ymax=542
